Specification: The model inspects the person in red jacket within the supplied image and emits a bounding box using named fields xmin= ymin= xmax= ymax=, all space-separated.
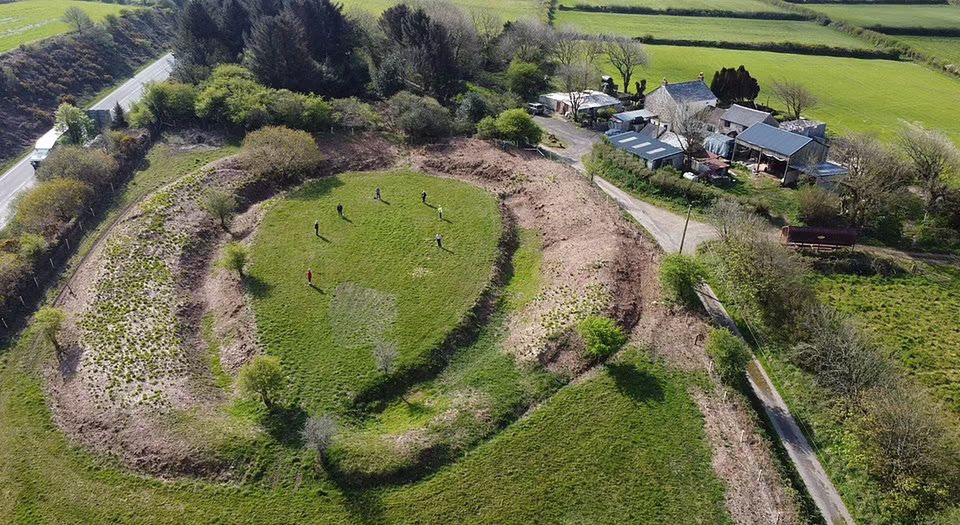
xmin=307 ymin=268 xmax=313 ymax=286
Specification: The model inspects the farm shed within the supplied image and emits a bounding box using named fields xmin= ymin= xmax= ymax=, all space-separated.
xmin=780 ymin=119 xmax=826 ymax=139
xmin=735 ymin=123 xmax=828 ymax=185
xmin=703 ymin=133 xmax=735 ymax=159
xmin=644 ymin=76 xmax=718 ymax=130
xmin=806 ymin=161 xmax=849 ymax=190
xmin=719 ymin=104 xmax=777 ymax=135
xmin=609 ymin=131 xmax=685 ymax=170
xmin=610 ymin=109 xmax=656 ymax=132
xmin=539 ymin=90 xmax=623 ymax=119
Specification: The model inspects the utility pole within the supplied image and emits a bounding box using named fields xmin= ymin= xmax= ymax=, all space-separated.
xmin=679 ymin=203 xmax=692 ymax=254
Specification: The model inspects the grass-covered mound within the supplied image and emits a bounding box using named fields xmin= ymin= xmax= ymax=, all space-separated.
xmin=248 ymin=171 xmax=503 ymax=414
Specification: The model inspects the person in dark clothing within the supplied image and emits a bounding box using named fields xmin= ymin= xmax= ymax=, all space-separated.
xmin=435 ymin=233 xmax=443 ymax=248
xmin=421 ymin=191 xmax=427 ymax=204
xmin=375 ymin=187 xmax=381 ymax=201
xmin=337 ymin=203 xmax=343 ymax=218
xmin=314 ymin=220 xmax=319 ymax=236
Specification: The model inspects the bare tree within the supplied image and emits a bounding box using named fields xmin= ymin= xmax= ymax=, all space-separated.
xmin=416 ymin=0 xmax=480 ymax=72
xmin=605 ymin=37 xmax=648 ymax=94
xmin=472 ymin=11 xmax=503 ymax=67
xmin=898 ymin=121 xmax=960 ymax=216
xmin=771 ymin=80 xmax=818 ymax=121
xmin=581 ymin=34 xmax=606 ymax=67
xmin=667 ymin=104 xmax=711 ymax=164
xmin=554 ymin=62 xmax=597 ymax=121
xmin=550 ymin=25 xmax=581 ymax=67
xmin=709 ymin=198 xmax=764 ymax=242
xmin=62 ymin=7 xmax=93 ymax=35
xmin=373 ymin=341 xmax=398 ymax=375
xmin=301 ymin=415 xmax=338 ymax=464
xmin=833 ymin=133 xmax=910 ymax=228
xmin=499 ymin=19 xmax=554 ymax=64
xmin=792 ymin=304 xmax=890 ymax=401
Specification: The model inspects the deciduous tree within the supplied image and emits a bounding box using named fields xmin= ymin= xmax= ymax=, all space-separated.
xmin=63 ymin=7 xmax=93 ymax=34
xmin=203 ymin=190 xmax=237 ymax=230
xmin=771 ymin=80 xmax=817 ymax=121
xmin=898 ymin=122 xmax=960 ymax=217
xmin=54 ymin=103 xmax=95 ymax=145
xmin=605 ymin=37 xmax=647 ymax=95
xmin=35 ymin=307 xmax=67 ymax=363
xmin=238 ymin=355 xmax=284 ymax=409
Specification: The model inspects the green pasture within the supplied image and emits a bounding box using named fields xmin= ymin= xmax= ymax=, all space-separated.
xmin=816 ymin=263 xmax=960 ymax=413
xmin=559 ymin=10 xmax=870 ymax=48
xmin=339 ymin=0 xmax=540 ymax=20
xmin=0 ymin=0 xmax=132 ymax=54
xmin=811 ymin=4 xmax=960 ymax=30
xmin=606 ymin=44 xmax=960 ymax=143
xmin=898 ymin=35 xmax=960 ymax=64
xmin=249 ymin=172 xmax=502 ymax=414
xmin=558 ymin=0 xmax=784 ymax=12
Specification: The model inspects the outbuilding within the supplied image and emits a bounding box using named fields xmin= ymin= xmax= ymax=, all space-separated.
xmin=609 ymin=109 xmax=656 ymax=132
xmin=719 ymin=104 xmax=777 ymax=135
xmin=538 ymin=90 xmax=623 ymax=119
xmin=609 ymin=131 xmax=685 ymax=170
xmin=734 ymin=123 xmax=828 ymax=184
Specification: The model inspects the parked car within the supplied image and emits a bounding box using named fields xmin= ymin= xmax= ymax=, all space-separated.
xmin=527 ymin=102 xmax=545 ymax=116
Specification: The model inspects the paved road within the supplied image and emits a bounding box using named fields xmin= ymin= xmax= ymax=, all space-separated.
xmin=535 ymin=115 xmax=854 ymax=524
xmin=0 ymin=53 xmax=174 ymax=228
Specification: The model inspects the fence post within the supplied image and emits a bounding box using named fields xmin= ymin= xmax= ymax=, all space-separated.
xmin=33 ymin=276 xmax=39 ymax=288
xmin=49 ymin=258 xmax=55 ymax=270
xmin=1 ymin=317 xmax=7 ymax=329
xmin=18 ymin=295 xmax=25 ymax=307
xmin=65 ymin=237 xmax=70 ymax=250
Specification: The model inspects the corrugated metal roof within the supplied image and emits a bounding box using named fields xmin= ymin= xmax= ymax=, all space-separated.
xmin=610 ymin=132 xmax=683 ymax=161
xmin=612 ymin=109 xmax=656 ymax=121
xmin=720 ymin=104 xmax=775 ymax=128
xmin=736 ymin=123 xmax=812 ymax=157
xmin=660 ymin=80 xmax=717 ymax=104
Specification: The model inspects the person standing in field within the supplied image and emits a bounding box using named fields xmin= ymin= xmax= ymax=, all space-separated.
xmin=438 ymin=206 xmax=443 ymax=220
xmin=307 ymin=268 xmax=313 ymax=286
xmin=421 ymin=191 xmax=427 ymax=204
xmin=337 ymin=203 xmax=343 ymax=218
xmin=375 ymin=187 xmax=381 ymax=201
xmin=435 ymin=233 xmax=443 ymax=248
xmin=314 ymin=220 xmax=319 ymax=237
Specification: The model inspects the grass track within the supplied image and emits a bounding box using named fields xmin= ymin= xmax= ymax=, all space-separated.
xmin=607 ymin=44 xmax=960 ymax=143
xmin=249 ymin=172 xmax=502 ymax=414
xmin=0 ymin=0 xmax=133 ymax=54
xmin=559 ymin=10 xmax=870 ymax=48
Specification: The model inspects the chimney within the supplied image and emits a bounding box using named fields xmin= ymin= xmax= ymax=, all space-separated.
xmin=661 ymin=78 xmax=668 ymax=87
xmin=698 ymin=72 xmax=704 ymax=82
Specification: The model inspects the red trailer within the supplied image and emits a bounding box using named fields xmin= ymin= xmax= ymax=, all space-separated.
xmin=780 ymin=226 xmax=857 ymax=251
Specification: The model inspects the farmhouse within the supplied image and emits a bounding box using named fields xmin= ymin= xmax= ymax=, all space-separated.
xmin=609 ymin=131 xmax=685 ymax=170
xmin=539 ymin=90 xmax=623 ymax=119
xmin=644 ymin=75 xmax=718 ymax=130
xmin=734 ymin=122 xmax=828 ymax=185
xmin=719 ymin=104 xmax=777 ymax=135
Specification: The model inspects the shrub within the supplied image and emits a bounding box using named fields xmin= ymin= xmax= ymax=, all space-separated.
xmin=34 ymin=307 xmax=67 ymax=362
xmin=129 ymin=81 xmax=198 ymax=129
xmin=493 ymin=109 xmax=542 ymax=145
xmin=15 ymin=179 xmax=94 ymax=235
xmin=705 ymin=328 xmax=751 ymax=385
xmin=330 ymin=97 xmax=378 ymax=131
xmin=240 ymin=126 xmax=324 ymax=182
xmin=455 ymin=91 xmax=491 ymax=124
xmin=36 ymin=146 xmax=119 ymax=189
xmin=54 ymin=103 xmax=95 ymax=144
xmin=220 ymin=242 xmax=249 ymax=277
xmin=658 ymin=253 xmax=705 ymax=308
xmin=475 ymin=116 xmax=498 ymax=139
xmin=302 ymin=415 xmax=338 ymax=462
xmin=195 ymin=65 xmax=269 ymax=129
xmin=203 ymin=190 xmax=237 ymax=230
xmin=797 ymin=185 xmax=842 ymax=226
xmin=238 ymin=355 xmax=284 ymax=409
xmin=17 ymin=233 xmax=46 ymax=261
xmin=577 ymin=315 xmax=627 ymax=360
xmin=387 ymin=91 xmax=452 ymax=143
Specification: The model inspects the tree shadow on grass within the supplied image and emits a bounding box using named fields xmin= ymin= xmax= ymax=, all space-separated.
xmin=606 ymin=363 xmax=665 ymax=404
xmin=260 ymin=403 xmax=307 ymax=447
xmin=246 ymin=274 xmax=273 ymax=299
xmin=339 ymin=487 xmax=387 ymax=525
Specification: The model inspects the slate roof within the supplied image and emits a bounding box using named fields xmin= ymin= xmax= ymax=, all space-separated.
xmin=736 ymin=123 xmax=812 ymax=157
xmin=610 ymin=132 xmax=683 ymax=161
xmin=660 ymin=80 xmax=717 ymax=104
xmin=720 ymin=104 xmax=775 ymax=128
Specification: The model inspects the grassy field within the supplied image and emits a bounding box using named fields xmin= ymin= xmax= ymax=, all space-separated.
xmin=0 ymin=0 xmax=132 ymax=54
xmin=559 ymin=10 xmax=870 ymax=48
xmin=898 ymin=35 xmax=960 ymax=64
xmin=339 ymin=0 xmax=539 ymax=20
xmin=559 ymin=0 xmax=784 ymax=11
xmin=0 ymin=319 xmax=728 ymax=523
xmin=810 ymin=4 xmax=960 ymax=30
xmin=816 ymin=263 xmax=960 ymax=413
xmin=249 ymin=172 xmax=502 ymax=415
xmin=606 ymin=44 xmax=960 ymax=143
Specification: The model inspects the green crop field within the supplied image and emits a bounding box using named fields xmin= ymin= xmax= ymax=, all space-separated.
xmin=249 ymin=172 xmax=502 ymax=414
xmin=559 ymin=11 xmax=870 ymax=48
xmin=339 ymin=0 xmax=539 ymax=20
xmin=0 ymin=0 xmax=132 ymax=54
xmin=816 ymin=263 xmax=960 ymax=413
xmin=898 ymin=35 xmax=960 ymax=65
xmin=603 ymin=44 xmax=960 ymax=143
xmin=810 ymin=4 xmax=960 ymax=30
xmin=559 ymin=0 xmax=784 ymax=12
